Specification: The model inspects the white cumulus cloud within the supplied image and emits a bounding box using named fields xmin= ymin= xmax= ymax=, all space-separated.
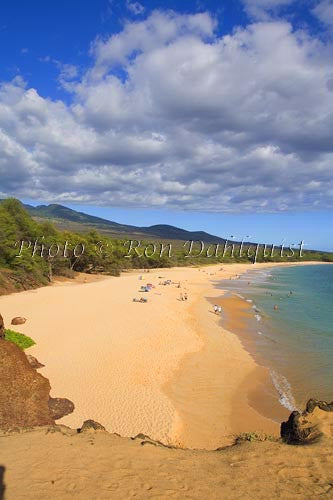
xmin=0 ymin=11 xmax=333 ymax=212
xmin=313 ymin=0 xmax=333 ymax=26
xmin=241 ymin=0 xmax=296 ymax=20
xmin=126 ymin=0 xmax=145 ymax=15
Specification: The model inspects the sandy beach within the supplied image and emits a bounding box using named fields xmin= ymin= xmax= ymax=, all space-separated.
xmin=0 ymin=261 xmax=324 ymax=449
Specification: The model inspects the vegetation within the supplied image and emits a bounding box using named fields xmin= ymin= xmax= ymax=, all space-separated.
xmin=4 ymin=329 xmax=35 ymax=350
xmin=235 ymin=432 xmax=279 ymax=443
xmin=24 ymin=202 xmax=227 ymax=243
xmin=0 ymin=198 xmax=332 ymax=295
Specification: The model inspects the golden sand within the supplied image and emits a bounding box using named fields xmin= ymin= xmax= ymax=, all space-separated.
xmin=0 ymin=262 xmax=324 ymax=449
xmin=1 ymin=427 xmax=333 ymax=499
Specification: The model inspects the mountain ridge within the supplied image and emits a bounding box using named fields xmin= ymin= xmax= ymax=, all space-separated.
xmin=21 ymin=202 xmax=227 ymax=243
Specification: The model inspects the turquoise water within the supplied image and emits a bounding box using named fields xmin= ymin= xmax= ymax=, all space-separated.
xmin=219 ymin=264 xmax=333 ymax=411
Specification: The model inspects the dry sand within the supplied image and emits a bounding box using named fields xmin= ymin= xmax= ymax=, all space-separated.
xmin=1 ymin=427 xmax=333 ymax=500
xmin=0 ymin=261 xmax=325 ymax=449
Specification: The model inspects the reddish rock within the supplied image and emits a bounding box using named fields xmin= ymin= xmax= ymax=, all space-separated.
xmin=48 ymin=398 xmax=75 ymax=420
xmin=0 ymin=314 xmax=4 ymax=340
xmin=26 ymin=355 xmax=45 ymax=369
xmin=0 ymin=340 xmax=54 ymax=429
xmin=0 ymin=339 xmax=74 ymax=429
xmin=79 ymin=420 xmax=106 ymax=433
xmin=11 ymin=317 xmax=27 ymax=325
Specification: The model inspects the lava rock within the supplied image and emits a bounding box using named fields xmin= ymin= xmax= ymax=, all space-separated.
xmin=11 ymin=317 xmax=27 ymax=325
xmin=0 ymin=340 xmax=54 ymax=429
xmin=48 ymin=398 xmax=75 ymax=420
xmin=79 ymin=420 xmax=106 ymax=433
xmin=0 ymin=314 xmax=4 ymax=340
xmin=26 ymin=355 xmax=45 ymax=369
xmin=281 ymin=398 xmax=333 ymax=444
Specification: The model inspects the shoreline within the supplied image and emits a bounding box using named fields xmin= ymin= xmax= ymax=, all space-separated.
xmin=218 ymin=293 xmax=291 ymax=418
xmin=0 ymin=261 xmax=327 ymax=449
xmin=163 ymin=261 xmax=330 ymax=448
xmin=217 ymin=262 xmax=333 ymax=416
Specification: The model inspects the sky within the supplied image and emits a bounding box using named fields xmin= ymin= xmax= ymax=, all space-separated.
xmin=0 ymin=0 xmax=333 ymax=250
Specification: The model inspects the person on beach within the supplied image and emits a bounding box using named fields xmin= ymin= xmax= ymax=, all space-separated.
xmin=214 ymin=304 xmax=218 ymax=314
xmin=184 ymin=292 xmax=188 ymax=301
xmin=180 ymin=293 xmax=183 ymax=301
xmin=218 ymin=306 xmax=222 ymax=315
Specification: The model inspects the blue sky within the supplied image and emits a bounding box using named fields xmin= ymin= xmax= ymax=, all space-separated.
xmin=1 ymin=0 xmax=333 ymax=250
xmin=0 ymin=1 xmax=325 ymax=99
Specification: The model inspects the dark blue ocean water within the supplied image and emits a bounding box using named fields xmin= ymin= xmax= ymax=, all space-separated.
xmin=219 ymin=264 xmax=333 ymax=411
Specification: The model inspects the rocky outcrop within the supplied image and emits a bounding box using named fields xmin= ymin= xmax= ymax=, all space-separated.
xmin=79 ymin=420 xmax=106 ymax=433
xmin=0 ymin=314 xmax=4 ymax=339
xmin=0 ymin=336 xmax=75 ymax=430
xmin=11 ymin=317 xmax=27 ymax=325
xmin=281 ymin=398 xmax=333 ymax=444
xmin=26 ymin=354 xmax=45 ymax=369
xmin=131 ymin=433 xmax=177 ymax=448
xmin=48 ymin=398 xmax=75 ymax=420
xmin=0 ymin=339 xmax=54 ymax=429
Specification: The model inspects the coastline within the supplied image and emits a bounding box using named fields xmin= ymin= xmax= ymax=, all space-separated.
xmin=0 ymin=261 xmax=327 ymax=449
xmin=217 ymin=262 xmax=333 ymax=415
xmin=218 ymin=294 xmax=292 ymax=418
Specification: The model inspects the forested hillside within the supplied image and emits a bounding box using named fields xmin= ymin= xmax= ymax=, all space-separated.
xmin=0 ymin=198 xmax=332 ymax=295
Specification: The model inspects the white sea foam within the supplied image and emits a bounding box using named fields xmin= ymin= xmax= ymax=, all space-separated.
xmin=269 ymin=369 xmax=298 ymax=412
xmin=246 ymin=299 xmax=253 ymax=303
xmin=255 ymin=314 xmax=261 ymax=322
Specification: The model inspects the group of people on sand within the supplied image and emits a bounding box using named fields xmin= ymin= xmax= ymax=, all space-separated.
xmin=213 ymin=304 xmax=222 ymax=315
xmin=134 ymin=273 xmax=188 ymax=304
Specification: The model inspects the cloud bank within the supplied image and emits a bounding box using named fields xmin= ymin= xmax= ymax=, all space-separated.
xmin=0 ymin=10 xmax=333 ymax=212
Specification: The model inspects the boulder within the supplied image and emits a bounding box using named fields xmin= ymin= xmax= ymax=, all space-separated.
xmin=79 ymin=420 xmax=106 ymax=433
xmin=48 ymin=398 xmax=75 ymax=420
xmin=0 ymin=314 xmax=4 ymax=339
xmin=281 ymin=398 xmax=333 ymax=444
xmin=11 ymin=317 xmax=27 ymax=325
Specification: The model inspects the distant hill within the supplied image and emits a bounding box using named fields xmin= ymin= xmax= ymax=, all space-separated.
xmin=22 ymin=203 xmax=227 ymax=243
xmin=1 ymin=198 xmax=332 ymax=299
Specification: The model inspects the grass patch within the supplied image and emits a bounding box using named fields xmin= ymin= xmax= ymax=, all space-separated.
xmin=236 ymin=432 xmax=279 ymax=443
xmin=4 ymin=329 xmax=35 ymax=350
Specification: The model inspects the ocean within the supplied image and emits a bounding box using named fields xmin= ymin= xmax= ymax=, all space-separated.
xmin=218 ymin=264 xmax=333 ymax=412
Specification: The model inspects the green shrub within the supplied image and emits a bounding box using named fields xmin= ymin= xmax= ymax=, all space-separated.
xmin=236 ymin=432 xmax=278 ymax=443
xmin=4 ymin=329 xmax=36 ymax=349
